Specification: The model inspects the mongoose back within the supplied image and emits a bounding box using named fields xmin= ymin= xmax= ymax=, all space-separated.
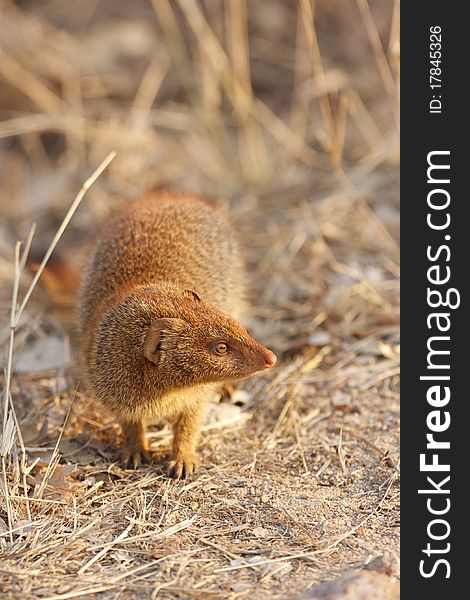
xmin=78 ymin=192 xmax=276 ymax=478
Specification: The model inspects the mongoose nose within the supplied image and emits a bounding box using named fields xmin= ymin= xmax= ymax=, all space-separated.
xmin=263 ymin=349 xmax=277 ymax=368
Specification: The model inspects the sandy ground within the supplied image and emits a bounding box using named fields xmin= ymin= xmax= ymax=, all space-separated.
xmin=0 ymin=1 xmax=399 ymax=597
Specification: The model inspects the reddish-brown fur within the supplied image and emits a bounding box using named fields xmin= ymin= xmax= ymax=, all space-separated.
xmin=77 ymin=192 xmax=276 ymax=478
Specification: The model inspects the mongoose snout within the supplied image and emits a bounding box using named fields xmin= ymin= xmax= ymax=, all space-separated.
xmin=78 ymin=193 xmax=276 ymax=478
xmin=262 ymin=349 xmax=277 ymax=368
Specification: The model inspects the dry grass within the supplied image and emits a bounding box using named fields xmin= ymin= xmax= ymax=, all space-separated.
xmin=0 ymin=0 xmax=399 ymax=598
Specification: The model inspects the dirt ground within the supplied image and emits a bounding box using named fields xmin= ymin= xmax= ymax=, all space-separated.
xmin=0 ymin=1 xmax=399 ymax=598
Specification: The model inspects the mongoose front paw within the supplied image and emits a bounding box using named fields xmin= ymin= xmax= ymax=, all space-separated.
xmin=168 ymin=454 xmax=198 ymax=479
xmin=119 ymin=448 xmax=154 ymax=469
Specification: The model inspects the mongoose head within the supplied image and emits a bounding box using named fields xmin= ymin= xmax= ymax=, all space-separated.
xmin=141 ymin=288 xmax=276 ymax=386
xmin=95 ymin=285 xmax=276 ymax=394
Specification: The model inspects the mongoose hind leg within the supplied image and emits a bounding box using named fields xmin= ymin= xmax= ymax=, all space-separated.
xmin=168 ymin=403 xmax=205 ymax=479
xmin=120 ymin=420 xmax=153 ymax=469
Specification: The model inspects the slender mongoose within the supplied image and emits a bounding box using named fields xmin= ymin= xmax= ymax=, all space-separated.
xmin=77 ymin=192 xmax=276 ymax=478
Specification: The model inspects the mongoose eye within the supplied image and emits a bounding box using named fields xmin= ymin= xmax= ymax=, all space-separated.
xmin=213 ymin=342 xmax=229 ymax=355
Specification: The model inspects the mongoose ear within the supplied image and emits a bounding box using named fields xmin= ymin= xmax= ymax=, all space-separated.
xmin=184 ymin=289 xmax=201 ymax=302
xmin=144 ymin=318 xmax=182 ymax=365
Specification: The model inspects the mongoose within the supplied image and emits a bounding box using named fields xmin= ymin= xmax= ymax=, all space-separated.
xmin=77 ymin=192 xmax=276 ymax=478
